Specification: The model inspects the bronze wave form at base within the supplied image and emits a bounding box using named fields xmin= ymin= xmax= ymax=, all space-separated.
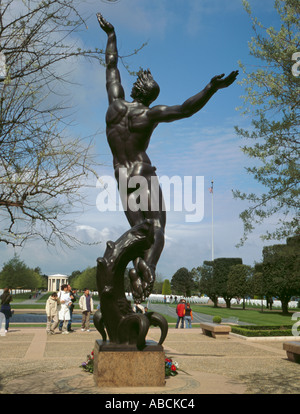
xmin=94 ymin=219 xmax=168 ymax=350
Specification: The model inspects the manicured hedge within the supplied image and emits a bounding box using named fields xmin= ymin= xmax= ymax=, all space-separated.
xmin=231 ymin=325 xmax=294 ymax=337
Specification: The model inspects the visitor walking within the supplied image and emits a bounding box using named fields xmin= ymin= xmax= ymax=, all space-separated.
xmin=175 ymin=299 xmax=186 ymax=329
xmin=57 ymin=284 xmax=71 ymax=334
xmin=0 ymin=288 xmax=13 ymax=333
xmin=184 ymin=303 xmax=193 ymax=329
xmin=45 ymin=292 xmax=59 ymax=334
xmin=79 ymin=289 xmax=94 ymax=332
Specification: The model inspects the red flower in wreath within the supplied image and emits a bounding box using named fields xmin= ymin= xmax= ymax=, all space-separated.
xmin=171 ymin=365 xmax=176 ymax=371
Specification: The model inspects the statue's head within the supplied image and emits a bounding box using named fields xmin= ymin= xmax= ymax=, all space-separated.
xmin=131 ymin=69 xmax=160 ymax=106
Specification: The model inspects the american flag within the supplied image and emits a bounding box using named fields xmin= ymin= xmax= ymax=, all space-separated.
xmin=208 ymin=186 xmax=213 ymax=194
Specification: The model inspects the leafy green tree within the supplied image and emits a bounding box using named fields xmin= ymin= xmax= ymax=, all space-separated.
xmin=190 ymin=267 xmax=202 ymax=293
xmin=0 ymin=254 xmax=41 ymax=289
xmin=33 ymin=266 xmax=47 ymax=289
xmin=162 ymin=279 xmax=172 ymax=295
xmin=212 ymin=258 xmax=243 ymax=308
xmin=234 ymin=0 xmax=300 ymax=245
xmin=198 ymin=262 xmax=219 ymax=307
xmin=72 ymin=266 xmax=97 ymax=291
xmin=252 ymin=262 xmax=274 ymax=309
xmin=152 ymin=272 xmax=164 ymax=294
xmin=227 ymin=264 xmax=253 ymax=309
xmin=171 ymin=267 xmax=195 ymax=297
xmin=262 ymin=235 xmax=300 ymax=315
xmin=250 ymin=263 xmax=264 ymax=298
xmin=68 ymin=270 xmax=82 ymax=287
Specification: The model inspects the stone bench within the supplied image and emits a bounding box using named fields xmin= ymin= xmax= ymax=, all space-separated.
xmin=200 ymin=322 xmax=231 ymax=339
xmin=283 ymin=341 xmax=300 ymax=363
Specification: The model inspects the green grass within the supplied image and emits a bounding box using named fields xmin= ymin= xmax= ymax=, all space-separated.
xmin=10 ymin=301 xmax=298 ymax=327
xmin=36 ymin=293 xmax=52 ymax=302
xmin=189 ymin=304 xmax=297 ymax=326
xmin=8 ymin=293 xmax=33 ymax=302
xmin=36 ymin=293 xmax=101 ymax=302
xmin=11 ymin=304 xmax=46 ymax=309
xmin=159 ymin=314 xmax=177 ymax=323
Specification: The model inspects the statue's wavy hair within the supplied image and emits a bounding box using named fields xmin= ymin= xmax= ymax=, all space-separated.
xmin=131 ymin=69 xmax=160 ymax=103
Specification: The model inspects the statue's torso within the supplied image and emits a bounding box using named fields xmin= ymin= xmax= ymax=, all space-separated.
xmin=106 ymin=99 xmax=156 ymax=171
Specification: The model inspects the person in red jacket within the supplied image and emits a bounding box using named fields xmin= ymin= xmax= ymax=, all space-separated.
xmin=175 ymin=299 xmax=186 ymax=329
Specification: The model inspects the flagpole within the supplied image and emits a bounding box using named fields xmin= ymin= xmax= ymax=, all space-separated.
xmin=211 ymin=179 xmax=214 ymax=262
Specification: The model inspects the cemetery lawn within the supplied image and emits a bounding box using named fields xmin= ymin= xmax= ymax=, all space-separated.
xmin=12 ymin=304 xmax=47 ymax=309
xmin=189 ymin=304 xmax=296 ymax=326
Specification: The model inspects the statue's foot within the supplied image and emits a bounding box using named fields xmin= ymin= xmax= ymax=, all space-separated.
xmin=129 ymin=258 xmax=155 ymax=303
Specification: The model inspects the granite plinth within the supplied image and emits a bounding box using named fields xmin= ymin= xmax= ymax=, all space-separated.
xmin=283 ymin=341 xmax=300 ymax=363
xmin=200 ymin=322 xmax=231 ymax=339
xmin=93 ymin=340 xmax=166 ymax=387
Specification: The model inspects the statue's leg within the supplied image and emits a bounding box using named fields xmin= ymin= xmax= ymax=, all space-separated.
xmin=127 ymin=219 xmax=165 ymax=303
xmin=141 ymin=182 xmax=166 ymax=278
xmin=120 ymin=171 xmax=166 ymax=302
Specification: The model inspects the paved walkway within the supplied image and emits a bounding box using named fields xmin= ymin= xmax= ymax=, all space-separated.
xmin=0 ymin=326 xmax=299 ymax=395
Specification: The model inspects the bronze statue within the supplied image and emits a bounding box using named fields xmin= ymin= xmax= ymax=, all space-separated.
xmin=94 ymin=13 xmax=238 ymax=349
xmin=97 ymin=13 xmax=238 ymax=303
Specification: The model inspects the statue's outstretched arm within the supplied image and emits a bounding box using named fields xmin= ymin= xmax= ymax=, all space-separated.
xmin=148 ymin=71 xmax=238 ymax=123
xmin=97 ymin=13 xmax=125 ymax=103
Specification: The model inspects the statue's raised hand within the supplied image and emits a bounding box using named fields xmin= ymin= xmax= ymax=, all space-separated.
xmin=97 ymin=13 xmax=114 ymax=34
xmin=210 ymin=70 xmax=238 ymax=90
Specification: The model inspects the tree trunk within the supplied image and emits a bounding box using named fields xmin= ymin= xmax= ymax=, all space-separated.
xmin=280 ymin=298 xmax=290 ymax=315
xmin=211 ymin=295 xmax=218 ymax=308
xmin=225 ymin=298 xmax=231 ymax=309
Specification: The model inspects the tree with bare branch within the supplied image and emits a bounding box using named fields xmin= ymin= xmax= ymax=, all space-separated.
xmin=0 ymin=1 xmax=115 ymax=247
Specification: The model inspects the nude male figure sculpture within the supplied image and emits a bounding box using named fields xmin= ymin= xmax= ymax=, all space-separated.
xmin=97 ymin=13 xmax=238 ymax=303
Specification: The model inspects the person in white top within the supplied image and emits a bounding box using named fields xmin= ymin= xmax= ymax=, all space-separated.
xmin=57 ymin=284 xmax=71 ymax=334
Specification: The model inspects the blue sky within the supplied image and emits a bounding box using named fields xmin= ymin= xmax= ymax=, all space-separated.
xmin=0 ymin=0 xmax=286 ymax=279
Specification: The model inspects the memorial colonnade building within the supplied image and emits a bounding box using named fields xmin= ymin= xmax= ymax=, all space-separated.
xmin=47 ymin=274 xmax=69 ymax=292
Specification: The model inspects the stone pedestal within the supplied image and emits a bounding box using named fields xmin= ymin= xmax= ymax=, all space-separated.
xmin=93 ymin=340 xmax=166 ymax=387
xmin=283 ymin=341 xmax=300 ymax=363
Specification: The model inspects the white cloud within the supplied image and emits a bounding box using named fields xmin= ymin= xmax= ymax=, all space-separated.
xmin=78 ymin=0 xmax=174 ymax=38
